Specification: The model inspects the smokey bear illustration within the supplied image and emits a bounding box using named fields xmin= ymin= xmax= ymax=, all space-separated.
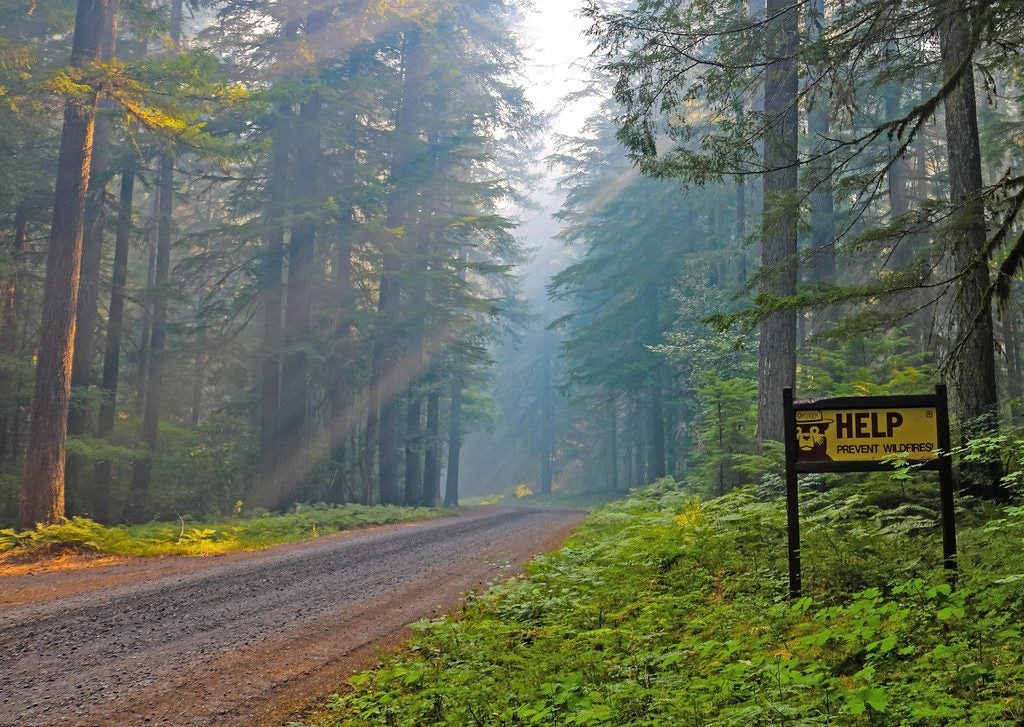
xmin=795 ymin=410 xmax=834 ymax=462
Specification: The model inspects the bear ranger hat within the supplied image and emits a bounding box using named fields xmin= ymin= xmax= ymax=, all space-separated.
xmin=795 ymin=410 xmax=834 ymax=426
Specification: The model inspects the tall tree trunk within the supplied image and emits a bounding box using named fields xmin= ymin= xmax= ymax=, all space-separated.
xmin=278 ymin=19 xmax=325 ymax=508
xmin=371 ymin=27 xmax=425 ymax=506
xmin=608 ymin=396 xmax=618 ymax=492
xmin=443 ymin=377 xmax=462 ymax=508
xmin=131 ymin=0 xmax=182 ymax=519
xmin=258 ymin=103 xmax=291 ymax=494
xmin=403 ymin=396 xmax=421 ymax=506
xmin=403 ymin=214 xmax=433 ymax=506
xmin=135 ymin=224 xmax=156 ymax=416
xmin=647 ymin=381 xmax=666 ymax=480
xmin=93 ymin=160 xmax=135 ymax=522
xmin=736 ymin=175 xmax=747 ymax=285
xmin=68 ymin=0 xmax=118 ymax=446
xmin=939 ymin=0 xmax=1001 ymax=496
xmin=623 ymin=397 xmax=634 ymax=487
xmin=642 ymin=282 xmax=666 ymax=478
xmin=131 ymin=154 xmax=173 ymax=517
xmin=402 ymin=223 xmax=429 ymax=507
xmin=422 ymin=386 xmax=440 ymax=506
xmin=806 ymin=0 xmax=835 ymax=292
xmin=539 ymin=331 xmax=554 ymax=494
xmin=756 ymin=0 xmax=799 ymax=446
xmin=632 ymin=396 xmax=645 ymax=486
xmin=0 ymin=205 xmax=27 ymax=461
xmin=189 ymin=341 xmax=204 ymax=428
xmin=19 ymin=0 xmax=110 ymax=528
xmin=1004 ymin=303 xmax=1023 ymax=420
xmin=885 ymin=85 xmax=913 ymax=263
xmin=327 ymin=218 xmax=354 ymax=505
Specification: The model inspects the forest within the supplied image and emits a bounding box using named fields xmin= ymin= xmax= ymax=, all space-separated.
xmin=3 ymin=0 xmax=1024 ymax=723
xmin=0 ymin=0 xmax=1023 ymax=559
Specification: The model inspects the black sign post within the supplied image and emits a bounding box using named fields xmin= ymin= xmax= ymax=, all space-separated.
xmin=782 ymin=384 xmax=957 ymax=598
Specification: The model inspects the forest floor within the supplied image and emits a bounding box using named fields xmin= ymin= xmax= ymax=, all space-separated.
xmin=0 ymin=505 xmax=585 ymax=726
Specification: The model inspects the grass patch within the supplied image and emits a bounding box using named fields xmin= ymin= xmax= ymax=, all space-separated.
xmin=0 ymin=504 xmax=448 ymax=558
xmin=302 ymin=478 xmax=1024 ymax=726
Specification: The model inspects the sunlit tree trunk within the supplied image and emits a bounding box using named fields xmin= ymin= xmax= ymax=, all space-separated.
xmin=68 ymin=0 xmax=119 ymax=451
xmin=19 ymin=0 xmax=111 ymax=528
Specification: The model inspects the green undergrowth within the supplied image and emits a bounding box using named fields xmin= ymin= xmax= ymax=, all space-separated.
xmin=469 ymin=488 xmax=626 ymax=511
xmin=0 ymin=504 xmax=446 ymax=557
xmin=303 ymin=478 xmax=1024 ymax=726
xmin=513 ymin=491 xmax=627 ymax=511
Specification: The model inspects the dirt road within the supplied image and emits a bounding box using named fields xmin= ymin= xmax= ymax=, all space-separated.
xmin=0 ymin=506 xmax=584 ymax=726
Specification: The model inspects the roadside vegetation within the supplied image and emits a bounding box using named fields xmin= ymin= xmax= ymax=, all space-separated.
xmin=469 ymin=486 xmax=625 ymax=512
xmin=304 ymin=472 xmax=1024 ymax=726
xmin=0 ymin=504 xmax=444 ymax=558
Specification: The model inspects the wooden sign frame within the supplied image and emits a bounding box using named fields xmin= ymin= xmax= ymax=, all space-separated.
xmin=782 ymin=384 xmax=957 ymax=598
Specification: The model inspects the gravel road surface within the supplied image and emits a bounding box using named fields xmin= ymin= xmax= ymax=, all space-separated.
xmin=0 ymin=506 xmax=584 ymax=726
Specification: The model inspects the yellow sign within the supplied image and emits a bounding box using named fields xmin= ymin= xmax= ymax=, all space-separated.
xmin=794 ymin=407 xmax=938 ymax=464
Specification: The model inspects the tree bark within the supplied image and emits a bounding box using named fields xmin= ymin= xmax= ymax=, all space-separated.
xmin=642 ymin=282 xmax=666 ymax=478
xmin=1004 ymin=302 xmax=1023 ymax=420
xmin=258 ymin=103 xmax=291 ymax=492
xmin=806 ymin=0 xmax=834 ymax=291
xmin=422 ymin=386 xmax=440 ymax=506
xmin=756 ymin=0 xmax=798 ymax=446
xmin=736 ymin=176 xmax=747 ymax=285
xmin=278 ymin=10 xmax=326 ymax=508
xmin=189 ymin=343 xmax=204 ymax=428
xmin=19 ymin=0 xmax=110 ymax=528
xmin=0 ymin=205 xmax=27 ymax=462
xmin=939 ymin=0 xmax=1000 ymax=495
xmin=135 ymin=225 xmax=156 ymax=416
xmin=443 ymin=377 xmax=462 ymax=507
xmin=93 ymin=160 xmax=135 ymax=522
xmin=327 ymin=216 xmax=354 ymax=505
xmin=131 ymin=153 xmax=173 ymax=517
xmin=371 ymin=27 xmax=425 ymax=506
xmin=608 ymin=396 xmax=618 ymax=492
xmin=539 ymin=331 xmax=554 ymax=494
xmin=68 ymin=0 xmax=118 ymax=443
xmin=131 ymin=0 xmax=183 ymax=519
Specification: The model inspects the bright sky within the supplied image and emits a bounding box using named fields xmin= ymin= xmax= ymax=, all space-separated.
xmin=520 ymin=0 xmax=597 ymax=143
xmin=509 ymin=2 xmax=601 ymax=295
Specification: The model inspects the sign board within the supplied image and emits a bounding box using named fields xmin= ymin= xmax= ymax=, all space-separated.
xmin=782 ymin=385 xmax=956 ymax=598
xmin=794 ymin=404 xmax=939 ymax=468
